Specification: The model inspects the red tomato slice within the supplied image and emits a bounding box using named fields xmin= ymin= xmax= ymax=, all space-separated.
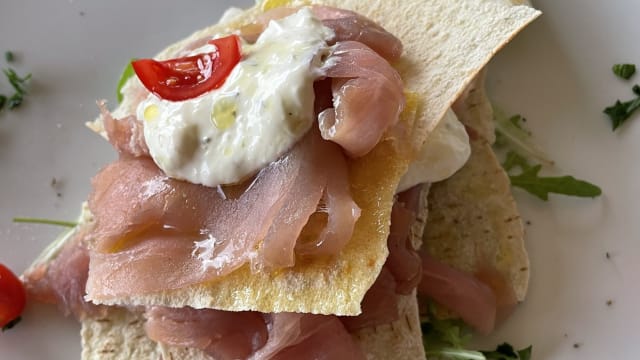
xmin=132 ymin=35 xmax=241 ymax=102
xmin=0 ymin=263 xmax=26 ymax=329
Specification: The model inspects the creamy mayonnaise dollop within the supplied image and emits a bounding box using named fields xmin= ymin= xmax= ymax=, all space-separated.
xmin=397 ymin=109 xmax=471 ymax=192
xmin=139 ymin=8 xmax=333 ymax=187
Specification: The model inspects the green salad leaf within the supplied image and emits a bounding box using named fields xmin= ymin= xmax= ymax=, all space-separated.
xmin=422 ymin=307 xmax=532 ymax=360
xmin=116 ymin=60 xmax=135 ymax=103
xmin=493 ymin=111 xmax=552 ymax=166
xmin=482 ymin=343 xmax=532 ymax=360
xmin=504 ymin=151 xmax=602 ymax=201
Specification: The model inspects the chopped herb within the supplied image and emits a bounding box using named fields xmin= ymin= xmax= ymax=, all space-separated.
xmin=603 ymin=96 xmax=640 ymax=130
xmin=422 ymin=304 xmax=532 ymax=360
xmin=13 ymin=217 xmax=78 ymax=227
xmin=1 ymin=68 xmax=31 ymax=111
xmin=573 ymin=343 xmax=582 ymax=349
xmin=503 ymin=151 xmax=602 ymax=201
xmin=612 ymin=63 xmax=636 ymax=80
xmin=4 ymin=68 xmax=30 ymax=94
xmin=116 ymin=60 xmax=135 ymax=103
xmin=7 ymin=92 xmax=24 ymax=109
xmin=1 ymin=316 xmax=21 ymax=332
xmin=5 ymin=51 xmax=14 ymax=63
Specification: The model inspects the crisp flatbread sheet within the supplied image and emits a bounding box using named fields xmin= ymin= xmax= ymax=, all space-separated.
xmin=423 ymin=71 xmax=529 ymax=302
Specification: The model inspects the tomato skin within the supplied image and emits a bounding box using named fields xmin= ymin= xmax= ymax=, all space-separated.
xmin=132 ymin=35 xmax=242 ymax=102
xmin=0 ymin=263 xmax=26 ymax=329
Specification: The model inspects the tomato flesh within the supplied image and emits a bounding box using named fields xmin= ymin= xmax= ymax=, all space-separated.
xmin=0 ymin=264 xmax=26 ymax=329
xmin=132 ymin=35 xmax=242 ymax=102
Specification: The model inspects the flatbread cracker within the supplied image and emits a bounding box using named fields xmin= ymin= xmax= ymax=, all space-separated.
xmin=86 ymin=0 xmax=539 ymax=316
xmin=422 ymin=71 xmax=529 ymax=301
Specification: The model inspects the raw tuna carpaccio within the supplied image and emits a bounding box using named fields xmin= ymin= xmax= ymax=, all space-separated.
xmin=22 ymin=230 xmax=106 ymax=320
xmin=85 ymin=129 xmax=359 ymax=300
xmin=318 ymin=41 xmax=405 ymax=157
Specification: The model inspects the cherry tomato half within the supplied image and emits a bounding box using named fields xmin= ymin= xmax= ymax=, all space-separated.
xmin=132 ymin=34 xmax=242 ymax=102
xmin=0 ymin=263 xmax=26 ymax=330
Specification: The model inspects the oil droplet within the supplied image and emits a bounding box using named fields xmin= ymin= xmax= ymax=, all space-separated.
xmin=211 ymin=99 xmax=237 ymax=130
xmin=144 ymin=104 xmax=160 ymax=122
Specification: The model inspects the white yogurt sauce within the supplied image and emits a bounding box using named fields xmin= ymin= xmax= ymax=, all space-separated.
xmin=397 ymin=109 xmax=471 ymax=192
xmin=138 ymin=8 xmax=333 ymax=187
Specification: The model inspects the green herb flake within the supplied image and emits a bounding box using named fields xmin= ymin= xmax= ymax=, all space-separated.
xmin=13 ymin=217 xmax=78 ymax=227
xmin=603 ymin=96 xmax=640 ymax=130
xmin=2 ymin=316 xmax=22 ymax=332
xmin=504 ymin=151 xmax=602 ymax=201
xmin=1 ymin=68 xmax=31 ymax=111
xmin=612 ymin=63 xmax=636 ymax=80
xmin=5 ymin=51 xmax=14 ymax=63
xmin=116 ymin=60 xmax=135 ymax=103
xmin=7 ymin=92 xmax=23 ymax=109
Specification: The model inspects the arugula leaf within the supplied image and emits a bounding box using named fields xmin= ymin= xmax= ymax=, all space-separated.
xmin=612 ymin=63 xmax=636 ymax=80
xmin=13 ymin=217 xmax=78 ymax=227
xmin=504 ymin=151 xmax=602 ymax=201
xmin=493 ymin=109 xmax=552 ymax=165
xmin=116 ymin=60 xmax=135 ymax=103
xmin=5 ymin=51 xmax=14 ymax=63
xmin=421 ymin=304 xmax=532 ymax=360
xmin=0 ymin=94 xmax=6 ymax=110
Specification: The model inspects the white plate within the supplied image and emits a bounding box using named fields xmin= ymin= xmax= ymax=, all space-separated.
xmin=1 ymin=1 xmax=638 ymax=359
